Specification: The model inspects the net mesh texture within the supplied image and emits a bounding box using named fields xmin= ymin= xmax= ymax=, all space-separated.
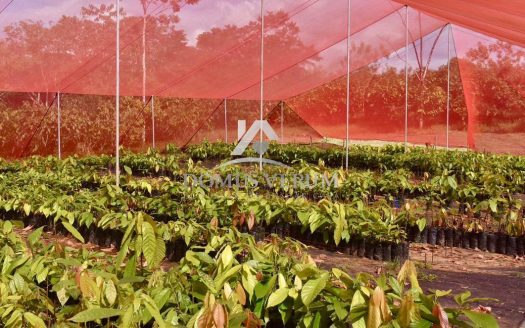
xmin=0 ymin=0 xmax=524 ymax=158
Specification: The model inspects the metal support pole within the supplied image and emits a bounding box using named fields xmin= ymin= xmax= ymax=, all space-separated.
xmin=151 ymin=96 xmax=155 ymax=149
xmin=446 ymin=24 xmax=451 ymax=150
xmin=224 ymin=98 xmax=228 ymax=143
xmin=57 ymin=92 xmax=61 ymax=159
xmin=345 ymin=0 xmax=351 ymax=170
xmin=259 ymin=0 xmax=264 ymax=170
xmin=404 ymin=5 xmax=409 ymax=149
xmin=280 ymin=101 xmax=284 ymax=144
xmin=115 ymin=0 xmax=121 ymax=187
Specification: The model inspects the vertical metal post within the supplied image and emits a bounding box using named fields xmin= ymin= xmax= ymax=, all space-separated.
xmin=224 ymin=99 xmax=228 ymax=143
xmin=115 ymin=0 xmax=121 ymax=187
xmin=151 ymin=96 xmax=155 ymax=149
xmin=345 ymin=0 xmax=351 ymax=170
xmin=404 ymin=5 xmax=409 ymax=149
xmin=259 ymin=0 xmax=264 ymax=170
xmin=446 ymin=24 xmax=451 ymax=150
xmin=280 ymin=101 xmax=284 ymax=144
xmin=57 ymin=92 xmax=61 ymax=160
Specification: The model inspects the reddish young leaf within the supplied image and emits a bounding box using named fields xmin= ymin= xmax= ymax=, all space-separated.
xmin=236 ymin=284 xmax=247 ymax=306
xmin=248 ymin=211 xmax=255 ymax=231
xmin=213 ymin=304 xmax=227 ymax=328
xmin=240 ymin=213 xmax=246 ymax=226
xmin=432 ymin=304 xmax=451 ymax=328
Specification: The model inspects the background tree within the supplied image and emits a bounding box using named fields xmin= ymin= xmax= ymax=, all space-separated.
xmin=139 ymin=0 xmax=199 ymax=103
xmin=464 ymin=41 xmax=525 ymax=132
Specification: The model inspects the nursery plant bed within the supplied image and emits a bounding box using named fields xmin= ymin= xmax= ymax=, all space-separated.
xmin=310 ymin=244 xmax=525 ymax=328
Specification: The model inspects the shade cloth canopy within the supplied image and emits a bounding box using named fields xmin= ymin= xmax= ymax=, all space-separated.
xmin=0 ymin=0 xmax=524 ymax=157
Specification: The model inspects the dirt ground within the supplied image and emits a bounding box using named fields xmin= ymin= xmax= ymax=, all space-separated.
xmin=310 ymin=243 xmax=525 ymax=327
xmin=320 ymin=125 xmax=525 ymax=155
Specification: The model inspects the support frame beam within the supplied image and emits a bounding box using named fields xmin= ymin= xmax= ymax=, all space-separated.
xmin=57 ymin=92 xmax=61 ymax=159
xmin=115 ymin=0 xmax=121 ymax=187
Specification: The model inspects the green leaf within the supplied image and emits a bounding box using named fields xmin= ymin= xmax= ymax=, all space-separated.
xmin=221 ymin=245 xmax=234 ymax=268
xmin=255 ymin=275 xmax=276 ymax=299
xmin=447 ymin=176 xmax=457 ymax=190
xmin=105 ymin=280 xmax=117 ymax=306
xmin=78 ymin=272 xmax=97 ymax=299
xmin=241 ymin=265 xmax=257 ymax=298
xmin=116 ymin=241 xmax=130 ymax=274
xmin=141 ymin=294 xmax=167 ymax=328
xmin=312 ymin=311 xmax=322 ymax=328
xmin=198 ymin=271 xmax=218 ymax=294
xmin=463 ymin=310 xmax=499 ymax=328
xmin=12 ymin=273 xmax=23 ymax=292
xmin=121 ymin=307 xmax=134 ymax=328
xmin=36 ymin=267 xmax=49 ymax=284
xmin=435 ymin=289 xmax=452 ymax=298
xmin=351 ymin=317 xmax=366 ymax=328
xmin=23 ymin=203 xmax=31 ymax=216
xmin=153 ymin=237 xmax=166 ymax=268
xmin=61 ymin=221 xmax=85 ymax=243
xmin=397 ymin=260 xmax=421 ymax=291
xmin=301 ymin=273 xmax=328 ymax=307
xmin=124 ymin=165 xmax=132 ymax=175
xmin=333 ymin=216 xmax=344 ymax=246
xmin=57 ymin=288 xmax=68 ymax=306
xmin=214 ymin=264 xmax=242 ymax=290
xmin=6 ymin=310 xmax=21 ymax=327
xmin=153 ymin=289 xmax=171 ymax=310
xmin=267 ymin=288 xmax=289 ymax=308
xmin=69 ymin=308 xmax=123 ymax=323
xmin=278 ymin=273 xmax=287 ymax=289
xmin=416 ymin=219 xmax=427 ymax=232
xmin=333 ymin=299 xmax=348 ymax=321
xmin=123 ymin=254 xmax=137 ymax=279
xmin=254 ymin=297 xmax=266 ymax=318
xmin=27 ymin=227 xmax=44 ymax=246
xmin=121 ymin=217 xmax=136 ymax=246
xmin=333 ymin=204 xmax=346 ymax=245
xmin=3 ymin=221 xmax=12 ymax=234
xmin=23 ymin=313 xmax=46 ymax=328
xmin=141 ymin=221 xmax=157 ymax=268
xmin=488 ymin=199 xmax=498 ymax=213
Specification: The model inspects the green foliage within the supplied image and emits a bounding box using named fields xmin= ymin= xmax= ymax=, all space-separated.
xmin=0 ymin=142 xmax=517 ymax=327
xmin=0 ymin=220 xmax=499 ymax=327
